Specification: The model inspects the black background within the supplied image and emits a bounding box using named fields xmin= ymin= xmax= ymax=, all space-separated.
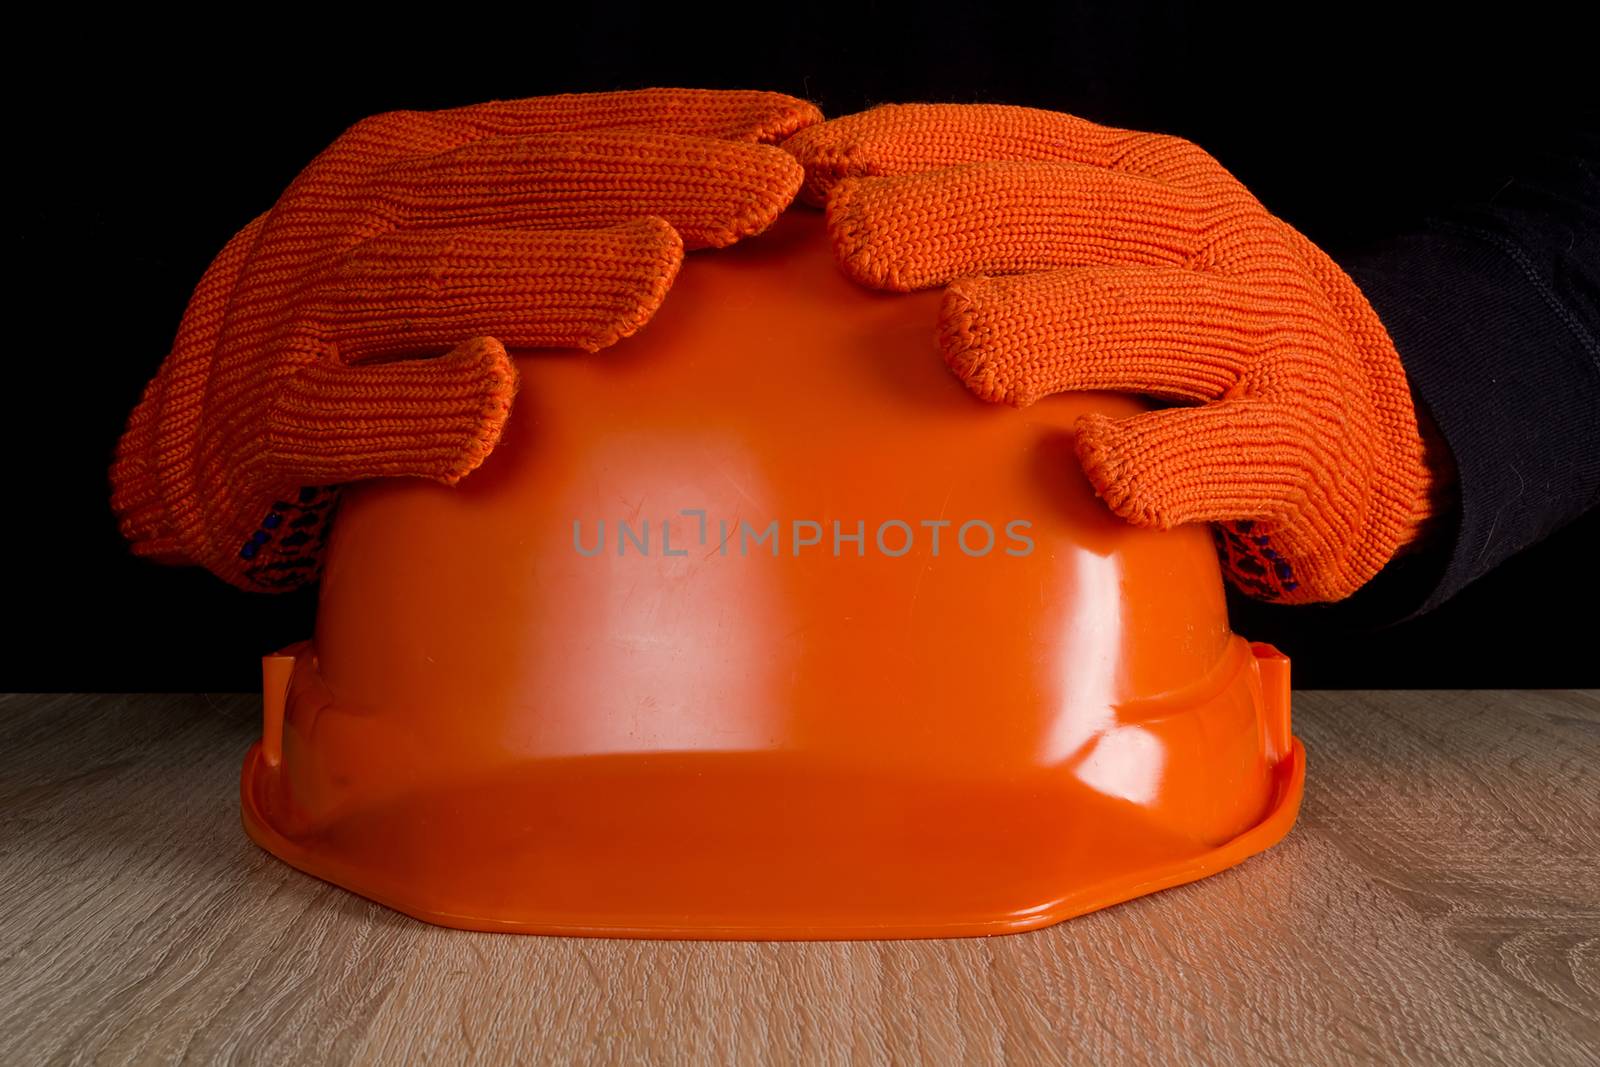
xmin=9 ymin=8 xmax=1597 ymax=690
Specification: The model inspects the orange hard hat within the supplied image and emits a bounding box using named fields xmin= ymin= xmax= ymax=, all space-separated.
xmin=241 ymin=209 xmax=1304 ymax=939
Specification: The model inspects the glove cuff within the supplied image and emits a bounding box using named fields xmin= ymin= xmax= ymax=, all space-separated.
xmin=112 ymin=214 xmax=271 ymax=568
xmin=109 ymin=382 xmax=193 ymax=564
xmin=1291 ymin=238 xmax=1436 ymax=600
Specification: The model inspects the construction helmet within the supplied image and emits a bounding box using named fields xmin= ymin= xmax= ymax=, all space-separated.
xmin=242 ymin=210 xmax=1304 ymax=938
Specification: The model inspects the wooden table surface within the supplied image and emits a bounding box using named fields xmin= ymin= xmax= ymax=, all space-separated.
xmin=1 ymin=690 xmax=1595 ymax=1065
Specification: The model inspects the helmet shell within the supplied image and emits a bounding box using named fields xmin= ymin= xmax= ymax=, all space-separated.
xmin=242 ymin=211 xmax=1303 ymax=937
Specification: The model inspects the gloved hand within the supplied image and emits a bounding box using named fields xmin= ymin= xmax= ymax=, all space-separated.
xmin=113 ymin=88 xmax=820 ymax=591
xmin=782 ymin=104 xmax=1437 ymax=603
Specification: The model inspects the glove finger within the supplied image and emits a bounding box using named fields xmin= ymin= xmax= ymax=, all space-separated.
xmin=1072 ymin=400 xmax=1327 ymax=530
xmin=825 ymin=162 xmax=1214 ymax=291
xmin=310 ymin=219 xmax=684 ymax=357
xmin=940 ymin=267 xmax=1313 ymax=406
xmin=269 ymin=336 xmax=518 ymax=487
xmin=783 ymin=103 xmax=1205 ymax=204
xmin=436 ymin=88 xmax=823 ymax=145
xmin=376 ymin=131 xmax=803 ymax=249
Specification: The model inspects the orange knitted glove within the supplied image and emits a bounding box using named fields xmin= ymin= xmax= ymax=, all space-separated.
xmin=783 ymin=104 xmax=1435 ymax=603
xmin=113 ymin=88 xmax=820 ymax=591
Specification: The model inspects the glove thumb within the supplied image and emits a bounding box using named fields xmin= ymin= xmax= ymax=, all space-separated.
xmin=268 ymin=336 xmax=519 ymax=486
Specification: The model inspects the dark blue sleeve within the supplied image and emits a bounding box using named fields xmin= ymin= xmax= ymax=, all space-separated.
xmin=1336 ymin=134 xmax=1600 ymax=618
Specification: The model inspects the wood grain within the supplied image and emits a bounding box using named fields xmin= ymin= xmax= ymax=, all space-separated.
xmin=1 ymin=690 xmax=1595 ymax=1065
